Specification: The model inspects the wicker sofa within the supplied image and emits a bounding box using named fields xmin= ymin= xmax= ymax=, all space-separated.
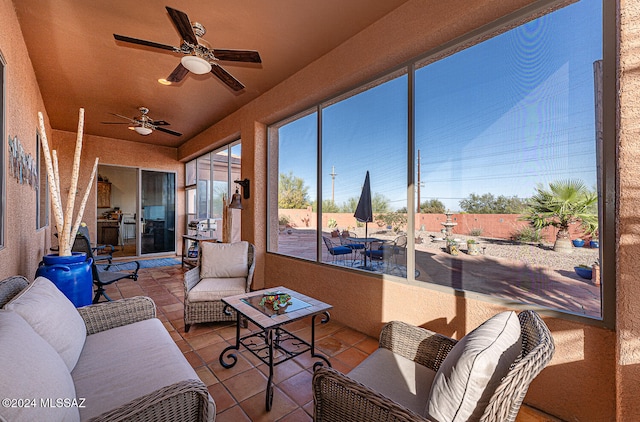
xmin=0 ymin=275 xmax=215 ymax=422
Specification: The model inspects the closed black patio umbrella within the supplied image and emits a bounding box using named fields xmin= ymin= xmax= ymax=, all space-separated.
xmin=354 ymin=171 xmax=373 ymax=267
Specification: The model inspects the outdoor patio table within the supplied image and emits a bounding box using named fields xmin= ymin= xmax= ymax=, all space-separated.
xmin=219 ymin=287 xmax=332 ymax=411
xmin=347 ymin=237 xmax=382 ymax=270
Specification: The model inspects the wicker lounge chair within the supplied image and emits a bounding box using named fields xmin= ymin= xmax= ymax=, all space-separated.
xmin=313 ymin=310 xmax=554 ymax=422
xmin=184 ymin=241 xmax=255 ymax=332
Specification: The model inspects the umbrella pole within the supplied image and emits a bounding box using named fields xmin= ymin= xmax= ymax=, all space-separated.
xmin=364 ymin=222 xmax=368 ymax=268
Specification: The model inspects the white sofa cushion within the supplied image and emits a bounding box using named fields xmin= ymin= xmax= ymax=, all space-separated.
xmin=348 ymin=347 xmax=436 ymax=415
xmin=200 ymin=241 xmax=248 ymax=279
xmin=72 ymin=317 xmax=214 ymax=421
xmin=0 ymin=310 xmax=80 ymax=422
xmin=189 ymin=277 xmax=247 ymax=302
xmin=5 ymin=276 xmax=86 ymax=371
xmin=427 ymin=311 xmax=522 ymax=422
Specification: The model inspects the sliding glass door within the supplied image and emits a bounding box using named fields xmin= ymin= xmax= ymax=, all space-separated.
xmin=141 ymin=170 xmax=176 ymax=255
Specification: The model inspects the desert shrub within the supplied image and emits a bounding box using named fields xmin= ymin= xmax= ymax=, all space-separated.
xmin=469 ymin=227 xmax=483 ymax=236
xmin=512 ymin=225 xmax=545 ymax=243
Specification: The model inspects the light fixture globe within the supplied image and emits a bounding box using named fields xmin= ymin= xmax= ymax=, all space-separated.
xmin=133 ymin=126 xmax=153 ymax=136
xmin=181 ymin=55 xmax=212 ymax=75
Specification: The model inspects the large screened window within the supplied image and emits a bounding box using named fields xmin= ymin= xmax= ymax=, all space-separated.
xmin=185 ymin=141 xmax=241 ymax=234
xmin=268 ymin=0 xmax=607 ymax=321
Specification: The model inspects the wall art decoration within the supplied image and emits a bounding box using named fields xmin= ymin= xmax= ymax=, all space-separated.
xmin=8 ymin=135 xmax=38 ymax=188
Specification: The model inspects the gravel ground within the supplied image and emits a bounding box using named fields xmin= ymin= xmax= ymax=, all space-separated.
xmin=367 ymin=229 xmax=600 ymax=272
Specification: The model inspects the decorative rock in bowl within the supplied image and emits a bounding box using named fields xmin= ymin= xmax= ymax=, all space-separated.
xmin=574 ymin=265 xmax=593 ymax=280
xmin=572 ymin=239 xmax=585 ymax=247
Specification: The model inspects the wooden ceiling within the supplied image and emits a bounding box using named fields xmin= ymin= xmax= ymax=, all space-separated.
xmin=13 ymin=0 xmax=409 ymax=147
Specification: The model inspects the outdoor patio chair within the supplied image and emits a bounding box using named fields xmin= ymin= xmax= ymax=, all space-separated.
xmin=75 ymin=225 xmax=114 ymax=265
xmin=73 ymin=233 xmax=140 ymax=303
xmin=363 ymin=239 xmax=395 ymax=269
xmin=339 ymin=231 xmax=365 ymax=261
xmin=380 ymin=234 xmax=407 ymax=268
xmin=313 ymin=310 xmax=555 ymax=422
xmin=323 ymin=236 xmax=353 ymax=265
xmin=183 ymin=241 xmax=255 ymax=332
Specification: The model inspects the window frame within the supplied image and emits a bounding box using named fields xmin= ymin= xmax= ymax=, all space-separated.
xmin=36 ymin=130 xmax=49 ymax=230
xmin=266 ymin=0 xmax=613 ymax=328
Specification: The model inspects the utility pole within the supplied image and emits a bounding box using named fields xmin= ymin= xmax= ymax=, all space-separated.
xmin=330 ymin=165 xmax=337 ymax=203
xmin=417 ymin=149 xmax=421 ymax=213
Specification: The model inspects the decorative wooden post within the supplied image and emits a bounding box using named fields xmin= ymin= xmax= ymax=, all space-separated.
xmin=38 ymin=109 xmax=99 ymax=256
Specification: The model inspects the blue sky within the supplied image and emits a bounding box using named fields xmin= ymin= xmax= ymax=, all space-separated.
xmin=277 ymin=0 xmax=602 ymax=211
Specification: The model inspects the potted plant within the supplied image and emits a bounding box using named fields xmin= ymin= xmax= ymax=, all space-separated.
xmin=278 ymin=215 xmax=290 ymax=232
xmin=446 ymin=239 xmax=459 ymax=256
xmin=574 ymin=264 xmax=593 ymax=280
xmin=467 ymin=239 xmax=480 ymax=256
xmin=35 ymin=109 xmax=99 ymax=307
xmin=328 ymin=218 xmax=339 ymax=236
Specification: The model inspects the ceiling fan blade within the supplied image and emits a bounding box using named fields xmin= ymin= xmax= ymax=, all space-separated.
xmin=165 ymin=6 xmax=197 ymax=45
xmin=213 ymin=49 xmax=262 ymax=63
xmin=150 ymin=120 xmax=170 ymax=126
xmin=108 ymin=113 xmax=138 ymax=124
xmin=167 ymin=63 xmax=189 ymax=83
xmin=154 ymin=126 xmax=182 ymax=137
xmin=211 ymin=64 xmax=245 ymax=91
xmin=100 ymin=121 xmax=130 ymax=125
xmin=113 ymin=34 xmax=178 ymax=52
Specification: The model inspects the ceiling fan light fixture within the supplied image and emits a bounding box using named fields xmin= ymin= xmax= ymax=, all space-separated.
xmin=181 ymin=55 xmax=211 ymax=75
xmin=134 ymin=126 xmax=153 ymax=136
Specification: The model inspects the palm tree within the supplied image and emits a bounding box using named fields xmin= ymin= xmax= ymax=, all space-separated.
xmin=520 ymin=179 xmax=598 ymax=253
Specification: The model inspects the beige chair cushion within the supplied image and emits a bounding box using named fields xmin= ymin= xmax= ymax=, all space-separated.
xmin=0 ymin=310 xmax=80 ymax=422
xmin=5 ymin=276 xmax=86 ymax=371
xmin=200 ymin=241 xmax=249 ymax=279
xmin=72 ymin=318 xmax=214 ymax=421
xmin=188 ymin=277 xmax=247 ymax=302
xmin=348 ymin=347 xmax=436 ymax=415
xmin=426 ymin=311 xmax=522 ymax=422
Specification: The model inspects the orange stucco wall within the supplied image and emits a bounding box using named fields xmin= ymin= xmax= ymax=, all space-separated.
xmin=1 ymin=0 xmax=637 ymax=420
xmin=617 ymin=0 xmax=640 ymax=418
xmin=0 ymin=0 xmax=51 ymax=278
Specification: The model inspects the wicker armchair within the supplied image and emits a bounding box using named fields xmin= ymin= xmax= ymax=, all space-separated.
xmin=313 ymin=311 xmax=554 ymax=422
xmin=184 ymin=241 xmax=255 ymax=332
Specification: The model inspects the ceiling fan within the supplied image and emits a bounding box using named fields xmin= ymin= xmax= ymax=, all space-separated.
xmin=101 ymin=107 xmax=182 ymax=137
xmin=113 ymin=6 xmax=261 ymax=91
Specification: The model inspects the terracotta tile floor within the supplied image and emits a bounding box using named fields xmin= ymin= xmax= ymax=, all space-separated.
xmin=101 ymin=264 xmax=376 ymax=421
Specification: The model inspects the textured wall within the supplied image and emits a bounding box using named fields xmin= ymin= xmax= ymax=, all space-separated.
xmin=0 ymin=0 xmax=51 ymax=279
xmin=617 ymin=0 xmax=640 ymax=419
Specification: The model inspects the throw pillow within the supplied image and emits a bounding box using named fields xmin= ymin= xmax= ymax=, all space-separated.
xmin=200 ymin=241 xmax=249 ymax=279
xmin=426 ymin=311 xmax=522 ymax=422
xmin=5 ymin=276 xmax=87 ymax=371
xmin=0 ymin=310 xmax=80 ymax=422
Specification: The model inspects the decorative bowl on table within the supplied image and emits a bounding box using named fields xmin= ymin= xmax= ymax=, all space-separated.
xmin=259 ymin=292 xmax=292 ymax=311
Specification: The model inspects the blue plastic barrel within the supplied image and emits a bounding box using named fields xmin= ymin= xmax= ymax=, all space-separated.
xmin=36 ymin=252 xmax=93 ymax=307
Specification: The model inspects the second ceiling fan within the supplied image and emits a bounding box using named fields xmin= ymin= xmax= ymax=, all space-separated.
xmin=114 ymin=6 xmax=261 ymax=91
xmin=101 ymin=107 xmax=182 ymax=137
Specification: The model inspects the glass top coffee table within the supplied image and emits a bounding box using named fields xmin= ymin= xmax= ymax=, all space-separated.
xmin=219 ymin=286 xmax=332 ymax=411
